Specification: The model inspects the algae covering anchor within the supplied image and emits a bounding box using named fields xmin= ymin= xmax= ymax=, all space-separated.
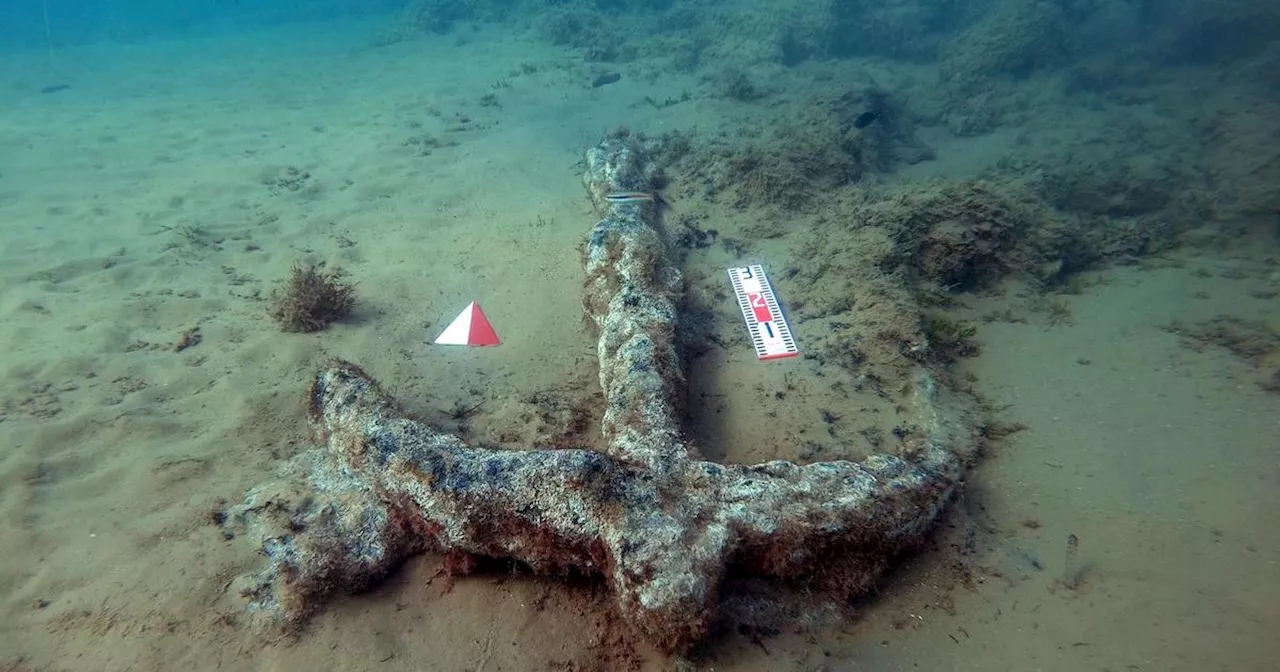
xmin=218 ymin=132 xmax=976 ymax=655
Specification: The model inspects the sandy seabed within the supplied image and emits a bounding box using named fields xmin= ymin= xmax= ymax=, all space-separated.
xmin=0 ymin=19 xmax=1277 ymax=672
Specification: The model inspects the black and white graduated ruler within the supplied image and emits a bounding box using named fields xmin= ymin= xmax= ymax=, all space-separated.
xmin=727 ymin=265 xmax=799 ymax=361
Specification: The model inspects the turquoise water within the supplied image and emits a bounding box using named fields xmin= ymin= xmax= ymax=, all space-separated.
xmin=1 ymin=1 xmax=1277 ymax=670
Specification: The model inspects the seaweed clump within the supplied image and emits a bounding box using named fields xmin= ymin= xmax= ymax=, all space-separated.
xmin=1170 ymin=316 xmax=1280 ymax=393
xmin=270 ymin=263 xmax=356 ymax=333
xmin=851 ymin=180 xmax=1081 ymax=291
xmin=921 ymin=313 xmax=980 ymax=361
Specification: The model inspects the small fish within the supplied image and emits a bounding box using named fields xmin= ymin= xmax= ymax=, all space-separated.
xmin=604 ymin=191 xmax=658 ymax=204
xmin=592 ymin=72 xmax=621 ymax=88
xmin=853 ymin=110 xmax=880 ymax=129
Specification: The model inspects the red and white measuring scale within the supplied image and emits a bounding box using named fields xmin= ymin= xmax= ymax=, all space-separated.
xmin=727 ymin=265 xmax=799 ymax=360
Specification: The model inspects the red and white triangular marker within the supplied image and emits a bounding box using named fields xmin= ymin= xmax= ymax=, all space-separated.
xmin=434 ymin=301 xmax=501 ymax=346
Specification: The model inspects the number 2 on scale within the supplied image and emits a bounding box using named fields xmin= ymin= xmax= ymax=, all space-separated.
xmin=748 ymin=293 xmax=772 ymax=323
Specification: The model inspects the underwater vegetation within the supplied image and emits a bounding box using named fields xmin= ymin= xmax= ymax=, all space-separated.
xmin=269 ymin=262 xmax=357 ymax=333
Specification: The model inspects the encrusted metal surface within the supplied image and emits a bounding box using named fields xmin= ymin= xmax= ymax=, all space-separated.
xmin=221 ymin=133 xmax=975 ymax=652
